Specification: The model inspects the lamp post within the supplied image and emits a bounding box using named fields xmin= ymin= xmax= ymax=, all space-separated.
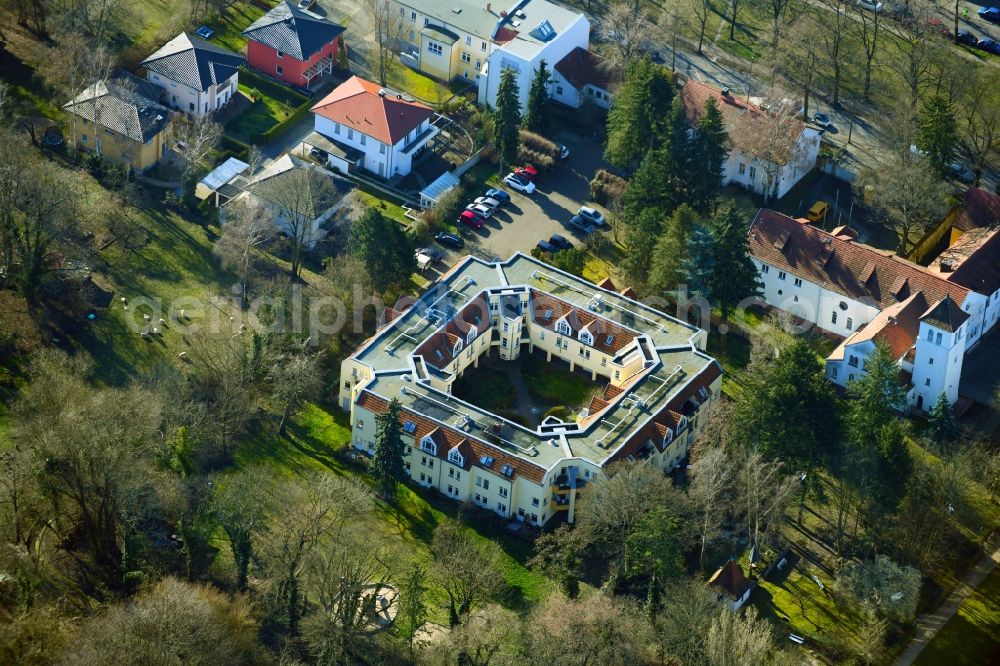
xmin=747 ymin=55 xmax=756 ymax=102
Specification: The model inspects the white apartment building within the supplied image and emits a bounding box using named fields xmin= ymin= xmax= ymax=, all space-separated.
xmin=747 ymin=208 xmax=1000 ymax=411
xmin=310 ymin=75 xmax=439 ymax=178
xmin=141 ymin=33 xmax=245 ymax=117
xmin=340 ymin=254 xmax=723 ymax=526
xmin=681 ymin=81 xmax=820 ymax=201
xmin=392 ymin=0 xmax=590 ymax=112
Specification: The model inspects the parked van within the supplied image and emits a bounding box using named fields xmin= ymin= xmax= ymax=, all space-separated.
xmin=806 ymin=201 xmax=830 ymax=223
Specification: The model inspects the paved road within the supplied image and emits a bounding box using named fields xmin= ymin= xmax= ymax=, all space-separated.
xmin=895 ymin=532 xmax=1000 ymax=665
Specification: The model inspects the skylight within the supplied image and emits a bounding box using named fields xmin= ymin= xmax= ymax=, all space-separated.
xmin=529 ymin=20 xmax=555 ymax=41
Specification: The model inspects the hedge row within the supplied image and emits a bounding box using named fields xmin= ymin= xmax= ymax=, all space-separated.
xmin=238 ymin=67 xmax=309 ymax=107
xmin=253 ymin=98 xmax=314 ymax=144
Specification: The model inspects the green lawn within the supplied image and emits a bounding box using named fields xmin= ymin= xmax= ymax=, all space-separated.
xmin=205 ymin=2 xmax=266 ymax=53
xmin=521 ymin=359 xmax=600 ymax=408
xmin=386 ymin=64 xmax=453 ymax=106
xmin=230 ymin=403 xmax=551 ymax=623
xmin=452 ymin=366 xmax=517 ymax=412
xmin=915 ymin=565 xmax=1000 ymax=666
xmin=225 ymin=88 xmax=296 ymax=144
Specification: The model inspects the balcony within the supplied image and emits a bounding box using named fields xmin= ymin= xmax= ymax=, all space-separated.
xmin=550 ymin=495 xmax=570 ymax=511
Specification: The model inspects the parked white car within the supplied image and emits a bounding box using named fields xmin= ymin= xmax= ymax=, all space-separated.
xmin=857 ymin=0 xmax=883 ymax=12
xmin=465 ymin=203 xmax=493 ymax=218
xmin=503 ymin=173 xmax=536 ymax=194
xmin=577 ymin=206 xmax=607 ymax=228
xmin=473 ymin=196 xmax=502 ymax=209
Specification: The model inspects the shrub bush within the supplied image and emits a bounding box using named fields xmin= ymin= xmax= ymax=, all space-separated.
xmin=590 ymin=169 xmax=628 ymax=206
xmin=422 ymin=183 xmax=465 ymax=228
xmin=519 ymin=130 xmax=559 ymax=159
xmin=518 ymin=147 xmax=554 ymax=172
xmin=542 ymin=406 xmax=570 ymax=421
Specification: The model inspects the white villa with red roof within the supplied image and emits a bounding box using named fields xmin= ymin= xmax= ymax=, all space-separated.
xmin=310 ymin=75 xmax=439 ymax=178
xmin=748 ymin=205 xmax=1000 ymax=411
xmin=339 ymin=254 xmax=723 ymax=526
xmin=681 ymin=81 xmax=821 ymax=201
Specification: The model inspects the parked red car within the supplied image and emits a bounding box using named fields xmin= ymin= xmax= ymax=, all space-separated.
xmin=458 ymin=210 xmax=485 ymax=229
xmin=514 ymin=165 xmax=539 ymax=182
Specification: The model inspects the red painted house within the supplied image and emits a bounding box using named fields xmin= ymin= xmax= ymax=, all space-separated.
xmin=242 ymin=0 xmax=345 ymax=89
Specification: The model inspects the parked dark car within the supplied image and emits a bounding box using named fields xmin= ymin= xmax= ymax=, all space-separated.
xmin=549 ymin=234 xmax=573 ymax=250
xmin=978 ymin=6 xmax=1000 ymax=22
xmin=566 ymin=215 xmax=595 ymax=235
xmin=435 ymin=232 xmax=464 ymax=249
xmin=416 ymin=247 xmax=444 ymax=262
xmin=309 ymin=146 xmax=329 ymax=163
xmin=485 ymin=187 xmax=511 ymax=205
xmin=537 ymin=239 xmax=557 ymax=253
xmin=957 ymin=29 xmax=979 ymax=46
xmin=977 ymin=37 xmax=1000 ymax=54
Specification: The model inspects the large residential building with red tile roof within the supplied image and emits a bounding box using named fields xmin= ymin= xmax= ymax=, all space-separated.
xmin=680 ymin=81 xmax=821 ymax=200
xmin=748 ymin=209 xmax=1000 ymax=411
xmin=310 ymin=75 xmax=439 ymax=177
xmin=338 ymin=253 xmax=723 ymax=526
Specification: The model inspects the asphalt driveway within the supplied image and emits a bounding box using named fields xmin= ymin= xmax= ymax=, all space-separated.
xmin=456 ymin=129 xmax=613 ymax=261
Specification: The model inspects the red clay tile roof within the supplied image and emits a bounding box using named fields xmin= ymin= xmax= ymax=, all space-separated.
xmin=493 ymin=26 xmax=518 ymax=44
xmin=709 ymin=560 xmax=749 ymax=599
xmin=920 ymin=295 xmax=970 ymax=333
xmin=415 ymin=294 xmax=491 ymax=369
xmin=598 ymin=277 xmax=616 ymax=291
xmin=681 ymin=80 xmax=805 ymax=165
xmin=529 ymin=290 xmax=636 ymax=355
xmin=554 ymin=47 xmax=615 ymax=92
xmin=311 ymin=75 xmax=434 ymax=145
xmin=953 ymin=187 xmax=1000 ymax=233
xmin=748 ymin=209 xmax=972 ymax=310
xmin=945 ymin=228 xmax=1000 ymax=297
xmin=620 ymin=287 xmax=638 ymax=299
xmin=842 ymin=292 xmax=927 ymax=360
xmin=355 ymin=390 xmax=546 ymax=483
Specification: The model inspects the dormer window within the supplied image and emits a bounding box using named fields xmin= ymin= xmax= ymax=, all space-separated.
xmin=556 ymin=319 xmax=571 ymax=336
xmin=466 ymin=326 xmax=477 ymax=345
xmin=453 ymin=338 xmax=463 ymax=356
xmin=448 ymin=448 xmax=464 ymax=466
xmin=677 ymin=416 xmax=688 ymax=432
xmin=663 ymin=428 xmax=673 ymax=446
xmin=578 ymin=329 xmax=593 ymax=345
xmin=420 ymin=435 xmax=438 ymax=455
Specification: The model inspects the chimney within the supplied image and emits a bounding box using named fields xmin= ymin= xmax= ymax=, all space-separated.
xmin=487 ymin=2 xmax=491 ymax=11
xmin=888 ymin=316 xmax=897 ymax=325
xmin=939 ymin=258 xmax=954 ymax=273
xmin=721 ymin=86 xmax=730 ymax=96
xmin=378 ymin=88 xmax=386 ymax=97
xmin=396 ymin=93 xmax=403 ymax=99
xmin=500 ymin=9 xmax=507 ymax=16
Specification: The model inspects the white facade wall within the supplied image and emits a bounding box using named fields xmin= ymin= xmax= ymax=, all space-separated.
xmin=911 ymin=320 xmax=966 ymax=411
xmin=723 ymin=129 xmax=820 ymax=200
xmin=754 ymin=259 xmax=880 ymax=337
xmin=477 ymin=15 xmax=590 ymax=112
xmin=147 ymin=72 xmax=237 ymax=117
xmin=826 ymin=340 xmax=876 ymax=388
xmin=313 ymin=114 xmax=434 ymax=177
xmin=549 ymin=71 xmax=612 ymax=109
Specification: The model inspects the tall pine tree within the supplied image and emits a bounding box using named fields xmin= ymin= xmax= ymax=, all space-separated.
xmin=926 ymin=391 xmax=958 ymax=450
xmin=707 ymin=202 xmax=761 ymax=324
xmin=524 ymin=60 xmax=551 ymax=133
xmin=620 ymin=149 xmax=670 ymax=219
xmin=372 ymin=398 xmax=407 ymax=500
xmin=648 ymin=204 xmax=699 ymax=295
xmin=691 ymin=96 xmax=728 ymax=213
xmin=493 ymin=67 xmax=521 ymax=174
xmin=917 ymin=94 xmax=957 ymax=179
xmin=604 ymin=57 xmax=674 ymax=167
xmin=622 ymin=207 xmax=665 ymax=286
xmin=683 ymin=224 xmax=716 ymax=299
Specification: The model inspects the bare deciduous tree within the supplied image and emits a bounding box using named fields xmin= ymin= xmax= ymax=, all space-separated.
xmin=817 ymin=0 xmax=848 ymax=106
xmin=889 ymin=8 xmax=941 ymax=111
xmin=854 ymin=3 xmax=880 ymax=102
xmin=371 ymin=0 xmax=406 ymax=87
xmin=727 ymin=98 xmax=805 ymax=203
xmin=172 ymin=114 xmax=223 ymax=185
xmin=266 ymin=165 xmax=340 ymax=279
xmin=210 ymin=467 xmax=273 ymax=593
xmin=690 ymin=444 xmax=734 ymax=570
xmin=605 ymin=4 xmax=654 ymax=73
xmin=429 ymin=518 xmax=504 ymax=626
xmin=689 ymin=0 xmax=715 ymax=54
xmin=736 ymin=451 xmax=796 ymax=552
xmin=705 ymin=606 xmax=775 ymax=666
xmin=215 ymin=198 xmax=275 ymax=302
xmin=957 ymin=68 xmax=1000 ymax=187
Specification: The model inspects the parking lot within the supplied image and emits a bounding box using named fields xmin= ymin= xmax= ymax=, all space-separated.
xmin=421 ymin=129 xmax=613 ymax=274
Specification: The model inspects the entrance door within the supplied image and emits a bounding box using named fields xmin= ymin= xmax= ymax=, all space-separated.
xmin=916 ymin=395 xmax=924 ymax=410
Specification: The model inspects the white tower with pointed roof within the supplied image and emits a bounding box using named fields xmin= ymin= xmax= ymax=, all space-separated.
xmin=911 ymin=295 xmax=970 ymax=411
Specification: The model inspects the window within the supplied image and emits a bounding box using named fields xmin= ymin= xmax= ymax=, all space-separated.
xmin=476 ymin=476 xmax=489 ymax=490
xmin=347 ymin=128 xmax=354 ymax=140
xmin=379 ymin=143 xmax=386 ymax=154
xmin=481 ymin=40 xmax=487 ymax=50
xmin=503 ymin=322 xmax=509 ymax=332
xmin=601 ymin=357 xmax=607 ymax=367
xmin=448 ymin=449 xmax=464 ymax=466
xmin=831 ymin=367 xmax=838 ymax=379
xmin=334 ymin=122 xmax=341 ymax=135
xmin=356 ymin=419 xmax=364 ymax=428
xmin=501 ymin=338 xmax=508 ymax=348
xmin=497 ymin=502 xmax=507 ymax=514
xmin=614 ymin=370 xmax=620 ymax=380
xmin=447 ymin=484 xmax=454 ymax=494
xmin=778 ymin=271 xmax=786 ymax=281
xmin=360 ymin=135 xmax=366 ymax=146
xmin=499 ymin=487 xmax=508 ymax=498
xmin=794 ymin=277 xmax=802 ymax=287
xmin=420 ymin=436 xmax=437 ymax=455
xmin=539 ymin=331 xmax=545 ymax=340
xmin=276 ymin=65 xmax=283 ymax=75
xmin=531 ymin=497 xmax=540 ymax=507
xmin=475 ymin=493 xmax=482 ymax=502
xmin=448 ymin=467 xmax=455 ymax=478
xmin=794 ymin=295 xmax=799 ymax=302
xmin=935 ymin=332 xmax=942 ymax=345
xmin=846 ymin=317 xmax=853 ymax=329
xmin=929 ymin=357 xmax=934 ymax=365
xmin=848 ymin=355 xmax=858 ymax=368
xmin=831 ymin=312 xmax=838 ymax=325
xmin=189 ymin=102 xmax=195 ymax=111
xmin=462 ymin=51 xmax=471 ymax=63
xmin=556 ymin=320 xmax=571 ymax=335
xmin=849 ymin=374 xmax=855 ymax=381
xmin=749 ymin=166 xmax=756 ymax=180
xmin=925 ymin=378 xmax=931 ymax=386
xmin=475 ymin=59 xmax=481 ymax=69
xmin=427 ymin=41 xmax=443 ymax=56
xmin=410 ymin=10 xmax=416 ymax=20
xmin=927 ymin=329 xmax=934 ymax=342
xmin=738 ymin=162 xmax=746 ymax=175
xmin=419 ymin=473 xmax=426 ymax=482
xmin=276 ymin=50 xmax=284 ymax=58
xmin=761 ymin=264 xmax=769 ymax=274
xmin=81 ymin=134 xmax=89 ymax=144
xmin=466 ymin=36 xmax=472 ymax=45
